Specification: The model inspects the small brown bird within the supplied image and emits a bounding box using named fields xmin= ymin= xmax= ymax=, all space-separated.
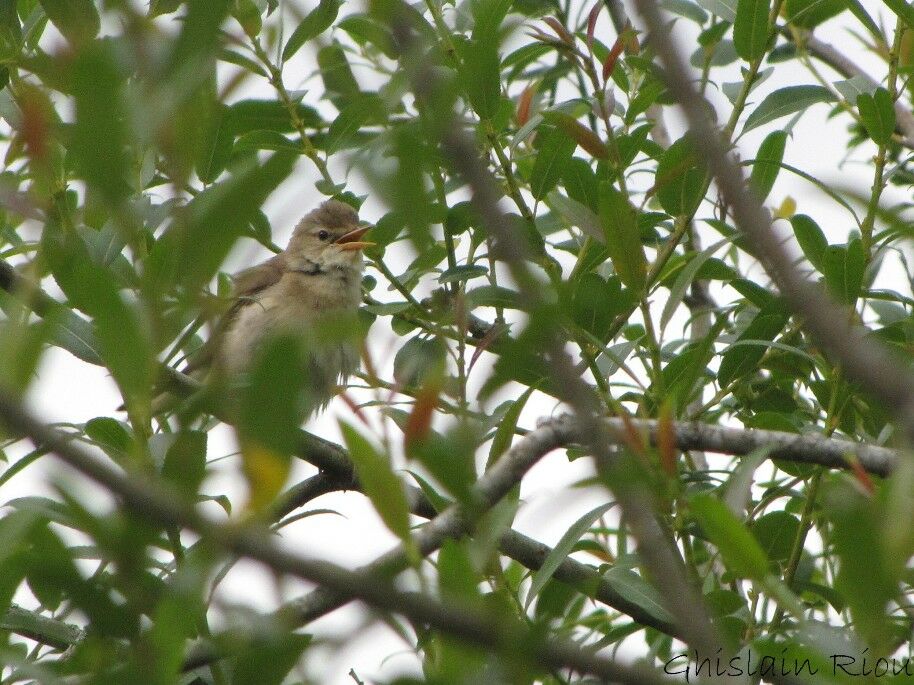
xmin=180 ymin=199 xmax=373 ymax=413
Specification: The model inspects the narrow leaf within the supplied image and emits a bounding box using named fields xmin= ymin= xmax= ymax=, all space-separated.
xmin=340 ymin=422 xmax=412 ymax=543
xmin=38 ymin=0 xmax=99 ymax=45
xmin=283 ymin=0 xmax=341 ymax=62
xmin=743 ymin=85 xmax=836 ymax=132
xmin=530 ymin=126 xmax=576 ymax=200
xmin=734 ymin=0 xmax=770 ymax=61
xmin=598 ymin=181 xmax=646 ymax=290
xmin=749 ymin=130 xmax=787 ymax=202
xmin=857 ymin=87 xmax=896 ymax=145
xmin=525 ymin=502 xmax=615 ymax=608
xmin=791 ymin=214 xmax=827 ymax=270
xmin=691 ymin=494 xmax=769 ymax=580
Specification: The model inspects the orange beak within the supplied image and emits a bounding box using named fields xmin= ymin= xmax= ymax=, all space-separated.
xmin=335 ymin=224 xmax=375 ymax=252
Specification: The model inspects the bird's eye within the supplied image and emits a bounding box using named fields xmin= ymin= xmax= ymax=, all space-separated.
xmin=317 ymin=230 xmax=330 ymax=241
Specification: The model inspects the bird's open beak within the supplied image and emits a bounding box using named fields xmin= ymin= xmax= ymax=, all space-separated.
xmin=335 ymin=224 xmax=375 ymax=252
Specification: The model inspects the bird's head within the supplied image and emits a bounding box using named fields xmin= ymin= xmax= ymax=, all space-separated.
xmin=286 ymin=199 xmax=374 ymax=272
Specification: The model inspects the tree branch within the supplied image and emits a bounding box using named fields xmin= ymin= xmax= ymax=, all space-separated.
xmin=0 ymin=391 xmax=679 ymax=685
xmin=0 ymin=603 xmax=83 ymax=651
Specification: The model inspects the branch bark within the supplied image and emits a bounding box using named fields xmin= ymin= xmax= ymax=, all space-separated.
xmin=0 ymin=391 xmax=677 ymax=685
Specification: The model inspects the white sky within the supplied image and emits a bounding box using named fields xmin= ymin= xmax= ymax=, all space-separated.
xmin=4 ymin=0 xmax=907 ymax=681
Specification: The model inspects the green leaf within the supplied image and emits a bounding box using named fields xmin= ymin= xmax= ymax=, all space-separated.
xmin=326 ymin=93 xmax=384 ymax=153
xmin=825 ymin=480 xmax=897 ymax=649
xmin=71 ymin=41 xmax=130 ymax=206
xmin=84 ymin=417 xmax=133 ymax=460
xmin=472 ymin=0 xmax=512 ymax=42
xmin=457 ymin=37 xmax=501 ymax=119
xmin=733 ymin=0 xmax=770 ymax=60
xmin=340 ymin=422 xmax=411 ymax=543
xmin=881 ymin=0 xmax=914 ymax=31
xmin=530 ymin=126 xmax=576 ymax=200
xmin=857 ymin=87 xmax=895 ymax=146
xmin=38 ymin=0 xmax=99 ymax=45
xmin=547 ymin=190 xmax=602 ymax=240
xmin=603 ymin=567 xmax=676 ymax=624
xmin=525 ymin=502 xmax=615 ymax=608
xmin=598 ymin=182 xmax=647 ymax=291
xmin=44 ymin=230 xmax=154 ymax=413
xmin=232 ymin=0 xmax=262 ymax=37
xmin=656 ymin=135 xmax=706 ymax=216
xmin=225 ymin=98 xmax=321 ymax=134
xmin=664 ymin=0 xmax=710 ymax=23
xmin=230 ymin=634 xmax=312 ymax=685
xmin=196 ymin=104 xmax=234 ymax=183
xmin=167 ymin=0 xmax=233 ymax=75
xmin=546 ymin=112 xmax=609 ymax=158
xmin=438 ymin=264 xmax=488 ymax=285
xmin=318 ymin=42 xmax=360 ymax=107
xmin=438 ymin=539 xmax=481 ymax=600
xmin=236 ymin=334 xmax=308 ymax=509
xmin=487 ymin=387 xmax=533 ymax=468
xmin=150 ymin=0 xmax=183 ymax=17
xmin=562 ymin=157 xmax=599 ymax=211
xmin=161 ymin=431 xmax=207 ymax=498
xmin=696 ymin=0 xmax=736 ymax=20
xmin=784 ymin=0 xmax=847 ymax=27
xmin=570 ymin=273 xmax=629 ymax=340
xmin=791 ymin=214 xmax=827 ymax=271
xmin=46 ymin=307 xmax=102 ymax=365
xmin=147 ymin=150 xmax=297 ymax=294
xmin=393 ymin=336 xmax=447 ymax=388
xmin=743 ymin=85 xmax=836 ymax=132
xmin=658 ymin=315 xmax=726 ymax=409
xmin=717 ymin=309 xmax=789 ymax=387
xmin=691 ymin=494 xmax=769 ymax=580
xmin=660 ymin=239 xmax=727 ymax=331
xmin=338 ymin=14 xmax=396 ymax=58
xmin=282 ymin=0 xmax=341 ymax=61
xmin=749 ymin=130 xmax=787 ymax=202
xmin=750 ymin=511 xmax=800 ymax=565
xmin=822 ymin=238 xmax=865 ymax=304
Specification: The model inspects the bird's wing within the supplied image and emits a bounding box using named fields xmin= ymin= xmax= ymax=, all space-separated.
xmin=183 ymin=253 xmax=287 ymax=373
xmin=231 ymin=253 xmax=287 ymax=298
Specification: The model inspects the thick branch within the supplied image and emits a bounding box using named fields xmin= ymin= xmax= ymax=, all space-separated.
xmin=0 ymin=392 xmax=675 ymax=684
xmin=0 ymin=603 xmax=83 ymax=651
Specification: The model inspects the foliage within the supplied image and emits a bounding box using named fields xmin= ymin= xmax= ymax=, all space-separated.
xmin=0 ymin=0 xmax=912 ymax=682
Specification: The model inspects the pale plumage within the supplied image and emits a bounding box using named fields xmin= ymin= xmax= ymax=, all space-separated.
xmin=185 ymin=199 xmax=371 ymax=412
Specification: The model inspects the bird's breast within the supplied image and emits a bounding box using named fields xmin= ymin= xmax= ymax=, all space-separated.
xmin=217 ymin=271 xmax=361 ymax=401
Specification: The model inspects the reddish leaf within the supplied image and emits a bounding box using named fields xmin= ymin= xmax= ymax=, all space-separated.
xmin=848 ymin=455 xmax=875 ymax=495
xmin=469 ymin=322 xmax=506 ymax=373
xmin=543 ymin=16 xmax=575 ymax=46
xmin=339 ymin=390 xmax=371 ymax=428
xmin=587 ymin=3 xmax=601 ymax=53
xmin=603 ymin=34 xmax=625 ymax=81
xmin=404 ymin=384 xmax=439 ymax=451
xmin=549 ymin=112 xmax=609 ymax=158
xmin=619 ymin=412 xmax=647 ymax=456
xmin=516 ymin=84 xmax=536 ymax=127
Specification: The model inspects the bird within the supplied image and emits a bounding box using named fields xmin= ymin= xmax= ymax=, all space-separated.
xmin=171 ymin=199 xmax=373 ymax=415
